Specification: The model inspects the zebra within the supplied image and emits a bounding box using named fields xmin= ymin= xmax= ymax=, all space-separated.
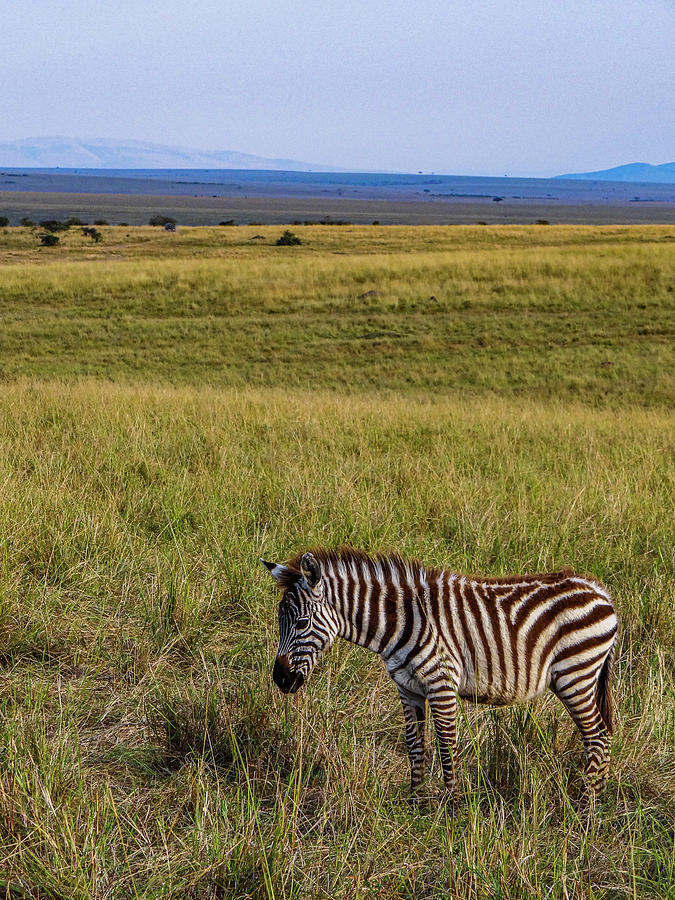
xmin=262 ymin=547 xmax=618 ymax=798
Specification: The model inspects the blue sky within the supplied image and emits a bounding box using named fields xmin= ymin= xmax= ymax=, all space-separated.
xmin=3 ymin=0 xmax=673 ymax=175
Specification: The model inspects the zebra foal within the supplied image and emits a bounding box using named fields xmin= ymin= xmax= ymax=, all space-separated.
xmin=262 ymin=548 xmax=618 ymax=798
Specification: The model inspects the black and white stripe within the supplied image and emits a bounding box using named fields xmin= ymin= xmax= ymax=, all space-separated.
xmin=263 ymin=548 xmax=618 ymax=797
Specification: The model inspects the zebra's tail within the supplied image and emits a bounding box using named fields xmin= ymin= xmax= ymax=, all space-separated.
xmin=597 ymin=642 xmax=615 ymax=735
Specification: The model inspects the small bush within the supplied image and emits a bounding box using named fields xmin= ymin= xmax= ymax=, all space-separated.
xmin=536 ymin=219 xmax=550 ymax=225
xmin=149 ymin=215 xmax=176 ymax=227
xmin=218 ymin=220 xmax=236 ymax=226
xmin=39 ymin=219 xmax=71 ymax=233
xmin=0 ymin=216 xmax=9 ymax=227
xmin=93 ymin=219 xmax=108 ymax=226
xmin=65 ymin=217 xmax=84 ymax=226
xmin=39 ymin=233 xmax=60 ymax=246
xmin=82 ymin=227 xmax=102 ymax=243
xmin=276 ymin=229 xmax=302 ymax=246
xmin=20 ymin=217 xmax=35 ymax=227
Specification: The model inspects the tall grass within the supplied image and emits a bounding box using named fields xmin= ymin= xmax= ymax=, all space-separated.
xmin=0 ymin=225 xmax=672 ymax=897
xmin=0 ymin=382 xmax=672 ymax=898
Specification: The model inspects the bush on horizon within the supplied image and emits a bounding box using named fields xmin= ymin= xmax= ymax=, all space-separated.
xmin=149 ymin=214 xmax=177 ymax=227
xmin=276 ymin=228 xmax=302 ymax=245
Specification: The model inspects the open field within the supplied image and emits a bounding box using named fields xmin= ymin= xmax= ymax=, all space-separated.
xmin=1 ymin=224 xmax=674 ymax=406
xmin=0 ymin=226 xmax=673 ymax=898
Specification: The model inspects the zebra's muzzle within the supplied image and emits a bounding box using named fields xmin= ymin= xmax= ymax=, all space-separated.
xmin=273 ymin=656 xmax=305 ymax=694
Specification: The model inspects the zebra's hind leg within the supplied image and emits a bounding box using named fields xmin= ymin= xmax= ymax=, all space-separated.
xmin=427 ymin=688 xmax=459 ymax=799
xmin=398 ymin=689 xmax=426 ymax=796
xmin=553 ymin=675 xmax=612 ymax=794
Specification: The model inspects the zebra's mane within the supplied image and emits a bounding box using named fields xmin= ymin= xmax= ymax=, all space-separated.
xmin=278 ymin=546 xmax=426 ymax=589
xmin=275 ymin=546 xmax=580 ymax=590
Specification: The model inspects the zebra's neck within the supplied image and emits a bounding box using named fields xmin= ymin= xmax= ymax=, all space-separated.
xmin=318 ymin=550 xmax=424 ymax=657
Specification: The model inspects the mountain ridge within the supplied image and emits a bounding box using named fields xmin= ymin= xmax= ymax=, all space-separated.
xmin=1 ymin=138 xmax=673 ymax=183
xmin=0 ymin=136 xmax=348 ymax=172
xmin=556 ymin=162 xmax=675 ymax=184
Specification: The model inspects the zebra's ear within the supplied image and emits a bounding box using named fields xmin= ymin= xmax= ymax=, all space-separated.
xmin=260 ymin=559 xmax=291 ymax=583
xmin=300 ymin=552 xmax=322 ymax=589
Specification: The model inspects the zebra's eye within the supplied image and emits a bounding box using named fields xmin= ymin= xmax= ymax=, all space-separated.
xmin=296 ymin=616 xmax=310 ymax=630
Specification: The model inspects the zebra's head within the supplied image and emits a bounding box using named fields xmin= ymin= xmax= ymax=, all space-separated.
xmin=262 ymin=552 xmax=338 ymax=694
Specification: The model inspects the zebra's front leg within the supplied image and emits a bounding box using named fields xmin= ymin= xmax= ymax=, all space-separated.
xmin=427 ymin=688 xmax=459 ymax=798
xmin=397 ymin=689 xmax=426 ymax=796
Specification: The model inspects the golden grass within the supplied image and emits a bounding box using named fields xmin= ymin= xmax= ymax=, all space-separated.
xmin=0 ymin=224 xmax=672 ymax=897
xmin=0 ymin=381 xmax=672 ymax=898
xmin=0 ymin=225 xmax=673 ymax=406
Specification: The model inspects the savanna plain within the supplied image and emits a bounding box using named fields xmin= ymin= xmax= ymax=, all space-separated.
xmin=0 ymin=223 xmax=673 ymax=899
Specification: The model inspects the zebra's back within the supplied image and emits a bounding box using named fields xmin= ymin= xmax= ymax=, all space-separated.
xmin=424 ymin=567 xmax=617 ymax=705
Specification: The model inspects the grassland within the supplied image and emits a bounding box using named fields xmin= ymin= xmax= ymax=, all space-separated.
xmin=1 ymin=224 xmax=673 ymax=406
xmin=0 ymin=225 xmax=673 ymax=899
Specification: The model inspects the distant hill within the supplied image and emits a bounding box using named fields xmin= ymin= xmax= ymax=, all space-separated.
xmin=556 ymin=162 xmax=675 ymax=184
xmin=0 ymin=137 xmax=344 ymax=172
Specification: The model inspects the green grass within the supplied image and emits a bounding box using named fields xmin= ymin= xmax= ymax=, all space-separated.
xmin=1 ymin=224 xmax=673 ymax=405
xmin=0 ymin=225 xmax=673 ymax=898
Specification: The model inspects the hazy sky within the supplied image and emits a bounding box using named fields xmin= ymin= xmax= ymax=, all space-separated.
xmin=3 ymin=0 xmax=673 ymax=175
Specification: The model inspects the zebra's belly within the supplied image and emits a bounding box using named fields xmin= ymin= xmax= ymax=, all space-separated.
xmin=457 ymin=668 xmax=547 ymax=705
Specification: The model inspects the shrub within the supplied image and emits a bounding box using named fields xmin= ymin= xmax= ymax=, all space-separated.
xmin=0 ymin=216 xmax=9 ymax=227
xmin=149 ymin=215 xmax=176 ymax=227
xmin=93 ymin=219 xmax=108 ymax=226
xmin=39 ymin=233 xmax=59 ymax=246
xmin=536 ymin=219 xmax=550 ymax=225
xmin=39 ymin=219 xmax=70 ymax=233
xmin=20 ymin=217 xmax=35 ymax=227
xmin=82 ymin=227 xmax=102 ymax=243
xmin=276 ymin=229 xmax=302 ymax=246
xmin=219 ymin=220 xmax=236 ymax=226
xmin=65 ymin=217 xmax=84 ymax=226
